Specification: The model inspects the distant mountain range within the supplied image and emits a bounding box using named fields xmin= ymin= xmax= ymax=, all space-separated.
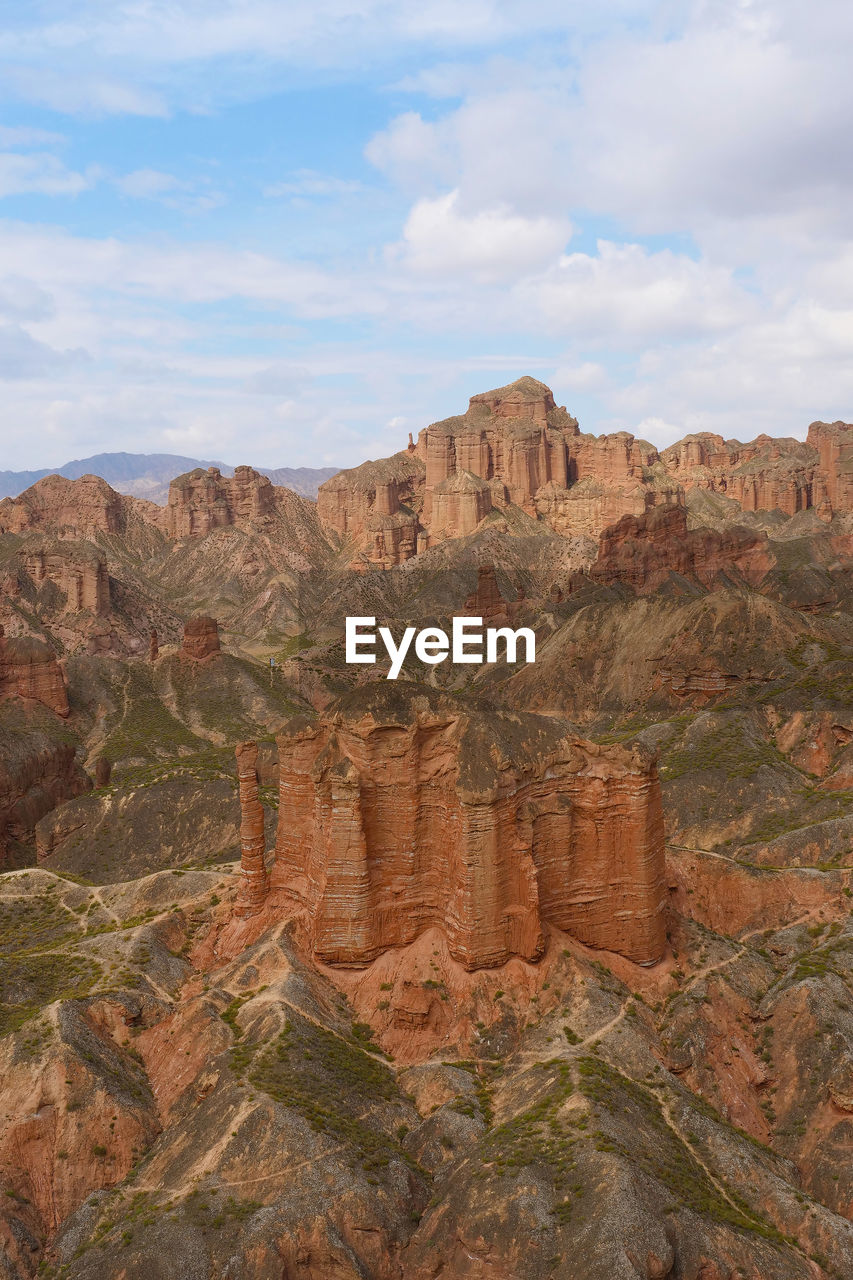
xmin=0 ymin=452 xmax=340 ymax=504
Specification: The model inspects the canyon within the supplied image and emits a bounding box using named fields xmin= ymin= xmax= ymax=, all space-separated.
xmin=0 ymin=378 xmax=851 ymax=1280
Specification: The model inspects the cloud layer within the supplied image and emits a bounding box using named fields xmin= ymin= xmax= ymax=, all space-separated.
xmin=0 ymin=0 xmax=850 ymax=469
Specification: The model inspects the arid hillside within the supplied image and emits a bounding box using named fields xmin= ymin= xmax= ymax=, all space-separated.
xmin=0 ymin=384 xmax=852 ymax=1280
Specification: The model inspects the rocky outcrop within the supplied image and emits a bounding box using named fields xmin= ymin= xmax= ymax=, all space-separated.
xmin=0 ymin=626 xmax=68 ymax=716
xmin=23 ymin=542 xmax=110 ymax=615
xmin=464 ymin=564 xmax=522 ymax=624
xmin=149 ymin=628 xmax=158 ymax=662
xmin=317 ymin=381 xmax=852 ymax=566
xmin=163 ymin=465 xmax=278 ymax=538
xmin=589 ymin=504 xmax=775 ymax=591
xmin=316 ymin=452 xmax=425 ymax=567
xmin=662 ymin=424 xmax=853 ymax=519
xmin=316 ymin=377 xmax=685 ymax=559
xmin=180 ymin=615 xmax=220 ymax=662
xmin=807 ymin=419 xmax=853 ymax=514
xmin=0 ymin=473 xmax=127 ymax=537
xmin=259 ymin=685 xmax=666 ymax=969
xmin=234 ymin=741 xmax=268 ymax=917
xmin=0 ymin=731 xmax=90 ymax=865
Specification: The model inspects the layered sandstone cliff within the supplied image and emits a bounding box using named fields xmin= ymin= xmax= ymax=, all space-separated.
xmin=180 ymin=615 xmax=221 ymax=662
xmin=0 ymin=733 xmax=90 ymax=866
xmin=316 ymin=380 xmax=852 ymax=568
xmin=0 ymin=474 xmax=128 ymax=537
xmin=23 ymin=542 xmax=110 ymax=615
xmin=590 ymin=504 xmax=775 ymax=591
xmin=661 ymin=423 xmax=853 ymax=519
xmin=316 ymin=377 xmax=683 ymax=558
xmin=163 ymin=465 xmax=278 ymax=538
xmin=249 ymin=685 xmax=666 ymax=969
xmin=316 ymin=452 xmax=425 ymax=567
xmin=0 ymin=626 xmax=68 ymax=717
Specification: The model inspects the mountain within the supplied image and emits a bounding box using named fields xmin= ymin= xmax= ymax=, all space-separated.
xmin=0 ymin=452 xmax=340 ymax=504
xmin=0 ymin=378 xmax=852 ymax=1280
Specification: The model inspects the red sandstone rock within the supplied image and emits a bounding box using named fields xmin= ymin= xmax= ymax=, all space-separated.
xmin=316 ymin=376 xmax=688 ymax=559
xmin=262 ymin=685 xmax=667 ymax=969
xmin=589 ymin=504 xmax=774 ymax=592
xmin=662 ymin=424 xmax=853 ymax=519
xmin=163 ymin=465 xmax=278 ymax=538
xmin=316 ymin=452 xmax=425 ymax=567
xmin=807 ymin=419 xmax=853 ymax=514
xmin=0 ymin=474 xmax=127 ymax=537
xmin=24 ymin=542 xmax=110 ymax=615
xmin=180 ymin=615 xmax=220 ymax=662
xmin=234 ymin=740 xmax=268 ymax=917
xmin=0 ymin=626 xmax=69 ymax=717
xmin=0 ymin=735 xmax=90 ymax=866
xmin=463 ymin=564 xmax=521 ymax=624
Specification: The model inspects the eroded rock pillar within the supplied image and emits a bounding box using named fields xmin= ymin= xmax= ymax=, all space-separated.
xmin=234 ymin=740 xmax=268 ymax=917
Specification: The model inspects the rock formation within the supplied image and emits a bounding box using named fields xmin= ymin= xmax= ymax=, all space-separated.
xmin=589 ymin=504 xmax=775 ymax=591
xmin=316 ymin=381 xmax=852 ymax=567
xmin=661 ymin=423 xmax=853 ymax=519
xmin=149 ymin=628 xmax=158 ymax=662
xmin=316 ymin=377 xmax=683 ymax=558
xmin=0 ymin=626 xmax=69 ymax=717
xmin=24 ymin=542 xmax=110 ymax=615
xmin=463 ymin=564 xmax=522 ymax=624
xmin=234 ymin=741 xmax=269 ymax=917
xmin=807 ymin=420 xmax=853 ymax=514
xmin=94 ymin=756 xmax=111 ymax=788
xmin=180 ymin=615 xmax=220 ymax=662
xmin=163 ymin=465 xmax=278 ymax=538
xmin=251 ymin=685 xmax=666 ymax=969
xmin=316 ymin=452 xmax=425 ymax=567
xmin=0 ymin=474 xmax=127 ymax=537
xmin=0 ymin=736 xmax=90 ymax=867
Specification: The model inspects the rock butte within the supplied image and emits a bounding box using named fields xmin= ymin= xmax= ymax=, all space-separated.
xmin=180 ymin=615 xmax=221 ymax=662
xmin=316 ymin=377 xmax=853 ymax=566
xmin=589 ymin=503 xmax=775 ymax=592
xmin=235 ymin=684 xmax=668 ymax=969
xmin=0 ymin=625 xmax=69 ymax=718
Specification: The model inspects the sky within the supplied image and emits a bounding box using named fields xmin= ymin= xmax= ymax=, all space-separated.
xmin=0 ymin=0 xmax=852 ymax=471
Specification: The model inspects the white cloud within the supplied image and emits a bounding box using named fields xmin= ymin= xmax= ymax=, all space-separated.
xmin=391 ymin=188 xmax=571 ymax=282
xmin=523 ymin=241 xmax=756 ymax=341
xmin=0 ymin=151 xmax=91 ymax=197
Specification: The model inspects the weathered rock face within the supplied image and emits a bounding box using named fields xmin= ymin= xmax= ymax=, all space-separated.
xmin=662 ymin=424 xmax=853 ymax=519
xmin=316 ymin=376 xmax=685 ymax=559
xmin=317 ymin=381 xmax=852 ymax=567
xmin=259 ymin=685 xmax=667 ymax=969
xmin=316 ymin=452 xmax=425 ymax=567
xmin=464 ymin=563 xmax=523 ymax=624
xmin=24 ymin=543 xmax=110 ymax=615
xmin=163 ymin=465 xmax=278 ymax=538
xmin=149 ymin=628 xmax=158 ymax=662
xmin=422 ymin=377 xmax=576 ymax=519
xmin=0 ymin=626 xmax=69 ymax=717
xmin=0 ymin=731 xmax=90 ymax=865
xmin=234 ymin=741 xmax=268 ymax=917
xmin=0 ymin=474 xmax=127 ymax=537
xmin=590 ymin=504 xmax=775 ymax=591
xmin=807 ymin=419 xmax=853 ymax=514
xmin=180 ymin=615 xmax=220 ymax=662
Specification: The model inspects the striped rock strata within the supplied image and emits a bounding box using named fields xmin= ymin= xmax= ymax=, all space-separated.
xmin=245 ymin=685 xmax=667 ymax=969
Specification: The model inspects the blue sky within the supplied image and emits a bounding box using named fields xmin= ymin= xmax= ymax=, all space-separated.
xmin=0 ymin=0 xmax=852 ymax=471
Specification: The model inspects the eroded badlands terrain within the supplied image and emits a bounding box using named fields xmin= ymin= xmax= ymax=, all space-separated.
xmin=0 ymin=379 xmax=851 ymax=1279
